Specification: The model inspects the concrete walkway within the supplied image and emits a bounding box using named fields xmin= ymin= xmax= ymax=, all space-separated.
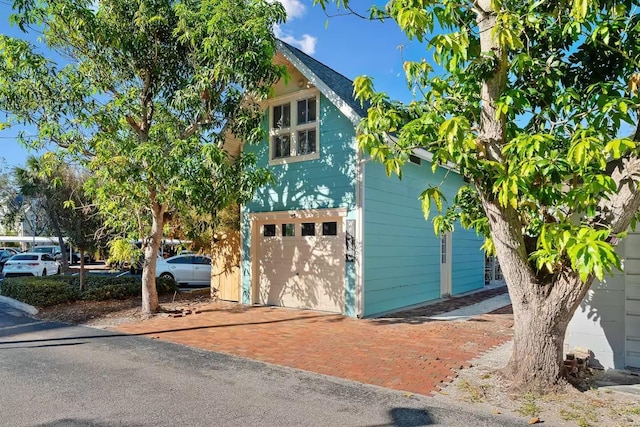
xmin=428 ymin=293 xmax=512 ymax=321
xmin=114 ymin=295 xmax=514 ymax=396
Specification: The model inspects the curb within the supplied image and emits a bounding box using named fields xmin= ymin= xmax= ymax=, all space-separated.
xmin=0 ymin=295 xmax=39 ymax=315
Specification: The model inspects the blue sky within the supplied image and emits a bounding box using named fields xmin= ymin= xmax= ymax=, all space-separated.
xmin=0 ymin=1 xmax=425 ymax=168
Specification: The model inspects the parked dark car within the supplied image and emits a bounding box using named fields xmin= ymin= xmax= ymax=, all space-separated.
xmin=0 ymin=250 xmax=14 ymax=271
xmin=30 ymin=246 xmax=63 ymax=261
xmin=29 ymin=245 xmax=92 ymax=264
xmin=0 ymin=247 xmax=20 ymax=256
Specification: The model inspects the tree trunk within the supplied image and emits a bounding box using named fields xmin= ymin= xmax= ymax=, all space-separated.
xmin=503 ymin=275 xmax=583 ymax=390
xmin=79 ymin=247 xmax=86 ymax=292
xmin=49 ymin=211 xmax=69 ymax=272
xmin=140 ymin=201 xmax=165 ymax=315
xmin=482 ymin=196 xmax=593 ymax=391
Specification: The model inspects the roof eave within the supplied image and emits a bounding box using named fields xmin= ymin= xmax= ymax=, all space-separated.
xmin=276 ymin=40 xmax=362 ymax=127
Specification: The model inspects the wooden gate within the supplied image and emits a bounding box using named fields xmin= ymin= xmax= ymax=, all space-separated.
xmin=210 ymin=231 xmax=241 ymax=301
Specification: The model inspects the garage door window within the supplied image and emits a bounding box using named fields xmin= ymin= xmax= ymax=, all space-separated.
xmin=282 ymin=223 xmax=295 ymax=237
xmin=322 ymin=221 xmax=337 ymax=236
xmin=301 ymin=223 xmax=315 ymax=236
xmin=263 ymin=224 xmax=276 ymax=237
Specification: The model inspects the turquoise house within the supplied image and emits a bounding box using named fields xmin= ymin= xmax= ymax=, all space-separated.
xmin=238 ymin=40 xmax=484 ymax=318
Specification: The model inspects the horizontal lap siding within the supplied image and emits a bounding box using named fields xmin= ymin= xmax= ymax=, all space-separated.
xmin=363 ymin=161 xmax=484 ymax=316
xmin=241 ymin=93 xmax=357 ymax=309
xmin=363 ymin=162 xmax=444 ymax=316
xmin=566 ymin=237 xmax=627 ymax=370
xmin=451 ymin=227 xmax=484 ymax=295
xmin=244 ymin=96 xmax=356 ymax=214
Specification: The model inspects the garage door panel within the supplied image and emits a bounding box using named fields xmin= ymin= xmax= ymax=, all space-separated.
xmin=256 ymin=215 xmax=345 ymax=314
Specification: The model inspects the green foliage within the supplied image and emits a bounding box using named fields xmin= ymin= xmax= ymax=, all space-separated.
xmin=317 ymin=0 xmax=640 ymax=286
xmin=531 ymin=225 xmax=621 ymax=281
xmin=106 ymin=238 xmax=143 ymax=267
xmin=1 ymin=275 xmax=178 ymax=307
xmin=1 ymin=0 xmax=286 ymax=311
xmin=14 ymin=154 xmax=103 ymax=271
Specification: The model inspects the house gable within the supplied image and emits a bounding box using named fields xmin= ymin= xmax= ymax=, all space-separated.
xmin=243 ymin=50 xmax=359 ymax=213
xmin=240 ymin=45 xmax=360 ymax=315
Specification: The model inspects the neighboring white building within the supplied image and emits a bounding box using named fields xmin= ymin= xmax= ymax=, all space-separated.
xmin=566 ymin=233 xmax=640 ymax=371
xmin=0 ymin=197 xmax=48 ymax=250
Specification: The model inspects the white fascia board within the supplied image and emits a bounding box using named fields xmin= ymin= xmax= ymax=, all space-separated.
xmin=276 ymin=41 xmax=362 ymax=127
xmin=382 ymin=133 xmax=459 ymax=173
xmin=412 ymin=148 xmax=460 ymax=173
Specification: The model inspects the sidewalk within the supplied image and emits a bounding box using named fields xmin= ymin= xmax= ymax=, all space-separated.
xmin=114 ymin=287 xmax=513 ymax=396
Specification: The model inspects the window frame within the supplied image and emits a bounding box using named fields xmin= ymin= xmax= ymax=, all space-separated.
xmin=263 ymin=224 xmax=277 ymax=237
xmin=322 ymin=221 xmax=338 ymax=236
xmin=268 ymin=89 xmax=320 ymax=166
xmin=301 ymin=222 xmax=316 ymax=236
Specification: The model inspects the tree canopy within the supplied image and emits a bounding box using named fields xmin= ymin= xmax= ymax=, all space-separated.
xmin=0 ymin=0 xmax=286 ymax=314
xmin=316 ymin=0 xmax=640 ymax=390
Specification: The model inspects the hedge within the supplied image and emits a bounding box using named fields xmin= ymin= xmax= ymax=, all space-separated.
xmin=0 ymin=275 xmax=178 ymax=308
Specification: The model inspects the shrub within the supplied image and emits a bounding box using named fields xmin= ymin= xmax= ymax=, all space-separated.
xmin=1 ymin=277 xmax=80 ymax=307
xmin=156 ymin=276 xmax=178 ymax=295
xmin=1 ymin=274 xmax=180 ymax=307
xmin=81 ymin=282 xmax=139 ymax=301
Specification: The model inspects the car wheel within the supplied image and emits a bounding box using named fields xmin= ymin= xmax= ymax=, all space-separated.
xmin=159 ymin=272 xmax=174 ymax=281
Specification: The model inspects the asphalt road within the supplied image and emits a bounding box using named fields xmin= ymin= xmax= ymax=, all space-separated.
xmin=0 ymin=302 xmax=525 ymax=427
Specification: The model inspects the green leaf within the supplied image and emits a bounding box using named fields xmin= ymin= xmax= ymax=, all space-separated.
xmin=571 ymin=0 xmax=589 ymax=20
xmin=419 ymin=187 xmax=446 ymax=220
xmin=353 ymin=76 xmax=375 ymax=104
xmin=604 ymin=138 xmax=636 ymax=159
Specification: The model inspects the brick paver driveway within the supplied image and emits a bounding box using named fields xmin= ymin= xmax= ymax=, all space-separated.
xmin=114 ymin=301 xmax=513 ymax=396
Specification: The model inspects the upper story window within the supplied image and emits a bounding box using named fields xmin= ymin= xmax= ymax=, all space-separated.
xmin=269 ymin=90 xmax=320 ymax=165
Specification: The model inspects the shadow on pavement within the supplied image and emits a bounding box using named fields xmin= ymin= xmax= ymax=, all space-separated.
xmin=0 ymin=314 xmax=332 ymax=347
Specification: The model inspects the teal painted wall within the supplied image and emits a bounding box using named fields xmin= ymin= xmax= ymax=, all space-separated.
xmin=451 ymin=226 xmax=485 ymax=295
xmin=240 ymin=93 xmax=358 ymax=314
xmin=362 ymin=160 xmax=484 ymax=317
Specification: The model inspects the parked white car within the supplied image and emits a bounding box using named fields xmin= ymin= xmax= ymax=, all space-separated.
xmin=3 ymin=253 xmax=61 ymax=278
xmin=155 ymin=254 xmax=211 ymax=287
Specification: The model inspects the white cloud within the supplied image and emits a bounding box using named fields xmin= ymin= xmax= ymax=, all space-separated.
xmin=274 ymin=25 xmax=317 ymax=55
xmin=277 ymin=0 xmax=306 ymax=20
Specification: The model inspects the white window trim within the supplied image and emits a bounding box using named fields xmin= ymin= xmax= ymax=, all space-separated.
xmin=268 ymin=88 xmax=320 ymax=166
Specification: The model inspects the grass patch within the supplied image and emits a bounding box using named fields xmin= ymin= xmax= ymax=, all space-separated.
xmin=456 ymin=379 xmax=489 ymax=403
xmin=517 ymin=392 xmax=541 ymax=417
xmin=559 ymin=402 xmax=600 ymax=427
xmin=624 ymin=405 xmax=640 ymax=416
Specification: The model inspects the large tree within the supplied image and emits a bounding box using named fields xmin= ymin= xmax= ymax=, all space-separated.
xmin=316 ymin=0 xmax=640 ymax=390
xmin=0 ymin=0 xmax=285 ymax=315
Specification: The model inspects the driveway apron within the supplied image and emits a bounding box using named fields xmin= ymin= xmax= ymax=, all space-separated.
xmin=114 ymin=300 xmax=513 ymax=396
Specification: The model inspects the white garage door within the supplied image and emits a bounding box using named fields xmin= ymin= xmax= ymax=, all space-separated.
xmin=255 ymin=214 xmax=345 ymax=314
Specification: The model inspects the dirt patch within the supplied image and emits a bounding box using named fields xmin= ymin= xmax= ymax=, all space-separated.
xmin=35 ymin=289 xmax=213 ymax=328
xmin=435 ymin=341 xmax=640 ymax=427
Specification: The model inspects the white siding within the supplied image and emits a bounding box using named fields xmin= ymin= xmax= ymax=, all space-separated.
xmin=566 ymin=241 xmax=626 ymax=369
xmin=625 ymin=235 xmax=640 ymax=368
